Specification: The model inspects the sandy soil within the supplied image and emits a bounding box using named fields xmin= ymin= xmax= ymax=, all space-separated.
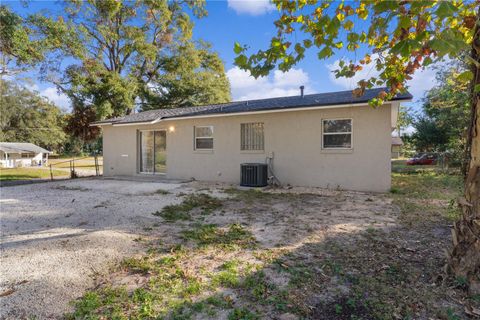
xmin=0 ymin=178 xmax=186 ymax=319
xmin=0 ymin=179 xmax=396 ymax=319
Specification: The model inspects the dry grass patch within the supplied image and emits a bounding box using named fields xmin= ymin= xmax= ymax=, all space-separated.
xmin=152 ymin=193 xmax=222 ymax=222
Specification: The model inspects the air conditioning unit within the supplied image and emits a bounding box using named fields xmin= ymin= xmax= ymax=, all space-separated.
xmin=240 ymin=163 xmax=268 ymax=187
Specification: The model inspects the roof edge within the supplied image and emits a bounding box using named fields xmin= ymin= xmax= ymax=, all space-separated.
xmin=162 ymin=98 xmax=412 ymax=121
xmin=90 ymin=88 xmax=413 ymax=126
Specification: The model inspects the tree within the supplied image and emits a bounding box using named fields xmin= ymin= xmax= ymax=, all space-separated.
xmin=64 ymin=100 xmax=101 ymax=154
xmin=410 ymin=116 xmax=449 ymax=152
xmin=0 ymin=79 xmax=66 ymax=150
xmin=140 ymin=41 xmax=231 ymax=110
xmin=396 ymin=105 xmax=413 ymax=137
xmin=427 ymin=62 xmax=471 ymax=165
xmin=410 ymin=62 xmax=472 ymax=164
xmin=24 ymin=0 xmax=230 ymax=119
xmin=0 ymin=5 xmax=45 ymax=75
xmin=235 ymin=1 xmax=480 ymax=294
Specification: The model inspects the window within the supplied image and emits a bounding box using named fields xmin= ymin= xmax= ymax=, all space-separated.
xmin=194 ymin=126 xmax=213 ymax=150
xmin=322 ymin=119 xmax=352 ymax=149
xmin=241 ymin=122 xmax=264 ymax=151
xmin=21 ymin=153 xmax=35 ymax=158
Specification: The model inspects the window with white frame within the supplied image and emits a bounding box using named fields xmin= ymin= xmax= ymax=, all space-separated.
xmin=194 ymin=126 xmax=214 ymax=150
xmin=241 ymin=122 xmax=264 ymax=151
xmin=322 ymin=119 xmax=352 ymax=149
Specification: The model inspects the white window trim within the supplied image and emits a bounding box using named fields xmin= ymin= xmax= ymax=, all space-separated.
xmin=321 ymin=118 xmax=353 ymax=150
xmin=194 ymin=126 xmax=214 ymax=150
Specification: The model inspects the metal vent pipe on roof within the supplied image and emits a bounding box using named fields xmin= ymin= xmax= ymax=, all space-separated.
xmin=300 ymin=85 xmax=305 ymax=97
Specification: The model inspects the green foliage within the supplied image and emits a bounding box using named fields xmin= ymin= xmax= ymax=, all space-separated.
xmin=409 ymin=62 xmax=470 ymax=160
xmin=23 ymin=0 xmax=229 ymax=120
xmin=411 ymin=117 xmax=449 ymax=152
xmin=139 ymin=41 xmax=231 ymax=110
xmin=234 ymin=1 xmax=478 ymax=106
xmin=0 ymin=79 xmax=66 ymax=150
xmin=0 ymin=5 xmax=45 ymax=71
xmin=396 ymin=105 xmax=413 ymax=136
xmin=64 ymin=100 xmax=101 ymax=147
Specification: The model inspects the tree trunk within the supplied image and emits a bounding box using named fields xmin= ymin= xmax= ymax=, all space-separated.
xmin=448 ymin=10 xmax=480 ymax=295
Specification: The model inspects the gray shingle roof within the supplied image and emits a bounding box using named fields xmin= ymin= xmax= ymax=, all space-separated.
xmin=93 ymin=88 xmax=412 ymax=125
xmin=0 ymin=142 xmax=51 ymax=154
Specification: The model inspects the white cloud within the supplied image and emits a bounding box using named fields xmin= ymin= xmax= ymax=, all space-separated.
xmin=404 ymin=66 xmax=438 ymax=100
xmin=227 ymin=0 xmax=275 ymax=16
xmin=326 ymin=56 xmax=442 ymax=101
xmin=226 ymin=66 xmax=311 ymax=100
xmin=40 ymin=87 xmax=71 ymax=109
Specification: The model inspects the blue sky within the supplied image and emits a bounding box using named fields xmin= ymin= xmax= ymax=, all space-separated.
xmin=6 ymin=0 xmax=439 ymax=114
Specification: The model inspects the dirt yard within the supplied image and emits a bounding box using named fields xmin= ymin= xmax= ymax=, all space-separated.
xmin=0 ymin=178 xmax=186 ymax=319
xmin=0 ymin=170 xmax=477 ymax=319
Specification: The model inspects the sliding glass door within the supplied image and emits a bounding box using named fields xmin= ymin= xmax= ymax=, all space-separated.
xmin=140 ymin=130 xmax=166 ymax=174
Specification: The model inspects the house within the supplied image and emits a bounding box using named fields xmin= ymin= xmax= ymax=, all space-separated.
xmin=0 ymin=142 xmax=52 ymax=168
xmin=391 ymin=136 xmax=404 ymax=159
xmin=93 ymin=88 xmax=412 ymax=192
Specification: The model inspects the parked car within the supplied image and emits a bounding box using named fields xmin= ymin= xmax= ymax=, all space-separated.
xmin=406 ymin=153 xmax=437 ymax=165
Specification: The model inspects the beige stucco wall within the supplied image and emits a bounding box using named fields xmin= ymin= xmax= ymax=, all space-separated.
xmin=101 ymin=104 xmax=393 ymax=192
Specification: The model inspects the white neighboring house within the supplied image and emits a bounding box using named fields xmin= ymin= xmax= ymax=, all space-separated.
xmin=391 ymin=136 xmax=404 ymax=159
xmin=0 ymin=143 xmax=52 ymax=168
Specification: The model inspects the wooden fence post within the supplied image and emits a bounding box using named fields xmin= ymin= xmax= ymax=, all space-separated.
xmin=94 ymin=154 xmax=98 ymax=176
xmin=50 ymin=164 xmax=53 ymax=181
xmin=72 ymin=158 xmax=76 ymax=178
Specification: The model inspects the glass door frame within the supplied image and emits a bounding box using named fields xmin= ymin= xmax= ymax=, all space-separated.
xmin=139 ymin=129 xmax=167 ymax=175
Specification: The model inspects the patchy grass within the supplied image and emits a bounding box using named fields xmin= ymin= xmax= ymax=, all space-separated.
xmin=69 ymin=169 xmax=477 ymax=320
xmin=228 ymin=307 xmax=260 ymax=320
xmin=68 ymin=236 xmax=257 ymax=319
xmin=182 ymin=223 xmax=256 ymax=249
xmin=391 ymin=170 xmax=463 ymax=225
xmin=0 ymin=167 xmax=67 ymax=181
xmin=143 ymin=188 xmax=170 ymax=196
xmin=223 ymin=187 xmax=296 ymax=204
xmin=152 ymin=193 xmax=222 ymax=221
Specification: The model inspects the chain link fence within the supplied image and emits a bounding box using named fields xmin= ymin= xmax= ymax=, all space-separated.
xmin=49 ymin=154 xmax=103 ymax=180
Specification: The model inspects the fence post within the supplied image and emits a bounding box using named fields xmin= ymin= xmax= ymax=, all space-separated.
xmin=50 ymin=164 xmax=53 ymax=181
xmin=94 ymin=154 xmax=98 ymax=176
xmin=72 ymin=157 xmax=76 ymax=178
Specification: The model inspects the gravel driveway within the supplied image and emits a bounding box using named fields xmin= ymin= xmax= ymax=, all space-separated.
xmin=0 ymin=178 xmax=188 ymax=319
